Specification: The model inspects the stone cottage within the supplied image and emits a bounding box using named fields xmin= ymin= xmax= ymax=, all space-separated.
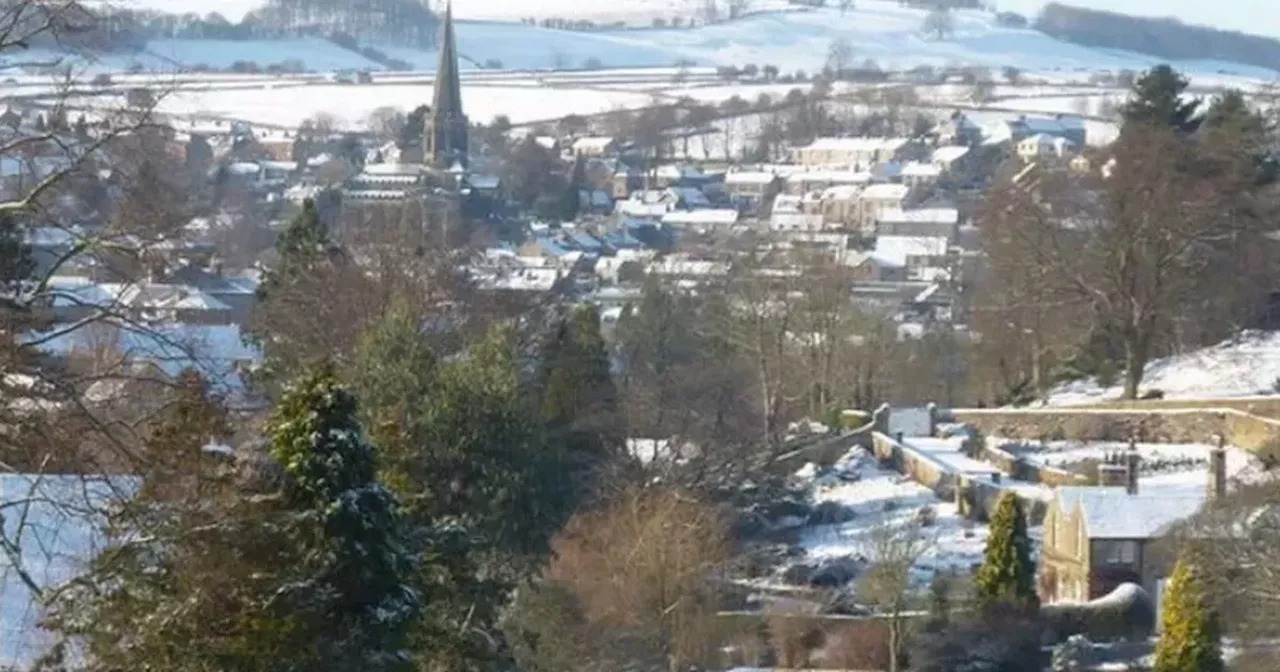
xmin=1039 ymin=448 xmax=1227 ymax=604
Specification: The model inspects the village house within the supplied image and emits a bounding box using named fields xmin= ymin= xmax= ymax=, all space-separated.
xmin=791 ymin=137 xmax=914 ymax=167
xmin=817 ymin=185 xmax=862 ymax=229
xmin=784 ymin=168 xmax=873 ymax=196
xmin=1018 ymin=133 xmax=1077 ymax=161
xmin=931 ymin=145 xmax=972 ymax=176
xmin=857 ymin=183 xmax=914 ymax=233
xmin=1008 ymin=115 xmax=1088 ymax=147
xmin=900 ymin=161 xmax=943 ymax=189
xmin=1039 ymin=449 xmax=1227 ymax=605
xmin=935 ymin=112 xmax=984 ymax=146
xmin=723 ymin=170 xmax=783 ymax=211
xmin=871 ymin=234 xmax=951 ymax=281
xmin=875 ymin=208 xmax=961 ymax=240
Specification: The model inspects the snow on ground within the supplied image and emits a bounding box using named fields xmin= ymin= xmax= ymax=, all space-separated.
xmin=13 ymin=1 xmax=1280 ymax=80
xmin=1048 ymin=330 xmax=1280 ymax=405
xmin=791 ymin=447 xmax=1022 ymax=588
xmin=76 ymin=82 xmax=663 ymax=127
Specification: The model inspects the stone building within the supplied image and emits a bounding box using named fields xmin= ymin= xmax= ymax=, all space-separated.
xmin=1039 ymin=448 xmax=1227 ymax=604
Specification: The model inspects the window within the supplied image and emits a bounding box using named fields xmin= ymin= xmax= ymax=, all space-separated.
xmin=1099 ymin=540 xmax=1138 ymax=565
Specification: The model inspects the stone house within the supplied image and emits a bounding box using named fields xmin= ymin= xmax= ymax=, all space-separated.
xmin=572 ymin=136 xmax=618 ymax=158
xmin=1039 ymin=449 xmax=1226 ymax=604
xmin=857 ymin=183 xmax=914 ymax=233
xmin=792 ymin=137 xmax=913 ymax=167
xmin=1018 ymin=133 xmax=1076 ymax=162
xmin=723 ymin=170 xmax=782 ymax=211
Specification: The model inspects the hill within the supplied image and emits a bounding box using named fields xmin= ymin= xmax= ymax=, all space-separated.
xmin=15 ymin=1 xmax=1280 ymax=78
xmin=1048 ymin=331 xmax=1280 ymax=405
xmin=1036 ymin=2 xmax=1280 ymax=75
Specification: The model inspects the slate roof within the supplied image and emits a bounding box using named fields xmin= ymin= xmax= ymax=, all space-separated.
xmin=1057 ymin=487 xmax=1206 ymax=540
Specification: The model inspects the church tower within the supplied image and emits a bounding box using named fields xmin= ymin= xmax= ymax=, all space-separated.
xmin=425 ymin=2 xmax=468 ymax=169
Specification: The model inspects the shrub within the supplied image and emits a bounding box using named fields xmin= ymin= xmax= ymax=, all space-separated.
xmin=91 ymin=73 xmax=113 ymax=86
xmin=1042 ymin=583 xmax=1156 ymax=643
xmin=822 ymin=622 xmax=890 ymax=671
xmin=1140 ymin=389 xmax=1165 ymax=400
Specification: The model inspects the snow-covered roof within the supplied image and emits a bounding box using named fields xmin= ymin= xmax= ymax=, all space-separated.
xmin=260 ymin=160 xmax=297 ymax=172
xmin=724 ymin=171 xmax=780 ymax=186
xmin=931 ymin=145 xmax=970 ymax=164
xmin=476 ymin=266 xmax=560 ymax=289
xmin=901 ymin=161 xmax=941 ymax=178
xmin=1057 ymin=487 xmax=1206 ymax=540
xmin=225 ymin=162 xmax=260 ymax=175
xmin=861 ymin=183 xmax=911 ymax=201
xmin=820 ymin=184 xmax=862 ymax=201
xmin=873 ymin=235 xmax=949 ymax=267
xmin=572 ymin=136 xmax=616 ymax=151
xmin=877 ymin=208 xmax=959 ymax=225
xmin=661 ymin=209 xmax=738 ymax=227
xmin=647 ymin=255 xmax=729 ymax=277
xmin=801 ymin=137 xmax=910 ymax=153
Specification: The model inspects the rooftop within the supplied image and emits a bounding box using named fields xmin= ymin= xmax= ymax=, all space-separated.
xmin=1057 ymin=487 xmax=1206 ymax=540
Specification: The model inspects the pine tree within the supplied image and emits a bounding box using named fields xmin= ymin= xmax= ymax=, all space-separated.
xmin=1120 ymin=64 xmax=1201 ymax=134
xmin=1154 ymin=559 xmax=1223 ymax=672
xmin=974 ymin=492 xmax=1037 ymax=609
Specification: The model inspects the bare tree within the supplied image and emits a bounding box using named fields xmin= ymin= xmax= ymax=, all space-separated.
xmin=726 ymin=0 xmax=749 ymax=20
xmin=977 ymin=126 xmax=1272 ymax=398
xmin=825 ymin=37 xmax=853 ymax=78
xmin=923 ymin=7 xmax=955 ymax=40
xmin=838 ymin=0 xmax=854 ymax=16
xmin=366 ymin=106 xmax=406 ymax=142
xmin=858 ymin=521 xmax=934 ymax=672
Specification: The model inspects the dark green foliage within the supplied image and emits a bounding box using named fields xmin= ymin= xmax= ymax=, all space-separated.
xmin=261 ymin=366 xmax=421 ymax=670
xmin=502 ymin=136 xmax=569 ymax=212
xmin=43 ymin=370 xmax=419 ymax=671
xmin=975 ymin=492 xmax=1037 ymax=610
xmin=539 ymin=305 xmax=623 ymax=491
xmin=350 ymin=314 xmax=578 ymax=670
xmin=1120 ymin=64 xmax=1201 ymax=134
xmin=1154 ymin=559 xmax=1223 ymax=672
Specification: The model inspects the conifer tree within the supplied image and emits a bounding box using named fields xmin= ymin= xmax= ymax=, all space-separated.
xmin=974 ymin=492 xmax=1037 ymax=609
xmin=1154 ymin=558 xmax=1223 ymax=672
xmin=264 ymin=365 xmax=421 ymax=671
xmin=1121 ymin=64 xmax=1201 ymax=134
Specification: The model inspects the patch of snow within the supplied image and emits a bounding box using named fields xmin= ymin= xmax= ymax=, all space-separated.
xmin=1047 ymin=330 xmax=1280 ymax=404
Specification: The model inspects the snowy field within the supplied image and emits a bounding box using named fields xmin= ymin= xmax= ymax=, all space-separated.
xmin=1049 ymin=331 xmax=1280 ymax=405
xmin=11 ymin=1 xmax=1280 ymax=80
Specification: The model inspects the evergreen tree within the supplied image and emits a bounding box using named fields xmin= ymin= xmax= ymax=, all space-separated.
xmin=974 ymin=492 xmax=1037 ymax=609
xmin=349 ymin=317 xmax=576 ymax=670
xmin=540 ymin=305 xmax=623 ymax=489
xmin=1154 ymin=558 xmax=1223 ymax=672
xmin=1120 ymin=64 xmax=1201 ymax=134
xmin=264 ymin=365 xmax=420 ymax=671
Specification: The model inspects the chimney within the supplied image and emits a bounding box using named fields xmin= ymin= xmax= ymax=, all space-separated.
xmin=1097 ymin=463 xmax=1127 ymax=488
xmin=1208 ymin=436 xmax=1228 ymax=501
xmin=1125 ymin=451 xmax=1141 ymax=495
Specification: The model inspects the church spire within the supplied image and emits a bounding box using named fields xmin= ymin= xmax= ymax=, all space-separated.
xmin=426 ymin=1 xmax=468 ymax=169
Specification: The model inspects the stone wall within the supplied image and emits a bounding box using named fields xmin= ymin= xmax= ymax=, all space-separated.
xmin=953 ymin=407 xmax=1280 ymax=454
xmin=978 ymin=441 xmax=1089 ymax=487
xmin=769 ymin=426 xmax=874 ymax=475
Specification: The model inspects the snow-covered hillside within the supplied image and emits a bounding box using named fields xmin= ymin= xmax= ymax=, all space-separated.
xmin=15 ymin=1 xmax=1280 ymax=78
xmin=1049 ymin=331 xmax=1280 ymax=404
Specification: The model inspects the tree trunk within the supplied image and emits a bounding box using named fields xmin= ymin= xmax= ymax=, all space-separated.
xmin=888 ymin=614 xmax=900 ymax=672
xmin=1122 ymin=330 xmax=1148 ymax=400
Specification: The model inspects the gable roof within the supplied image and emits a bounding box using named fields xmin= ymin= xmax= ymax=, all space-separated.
xmin=1057 ymin=486 xmax=1206 ymax=540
